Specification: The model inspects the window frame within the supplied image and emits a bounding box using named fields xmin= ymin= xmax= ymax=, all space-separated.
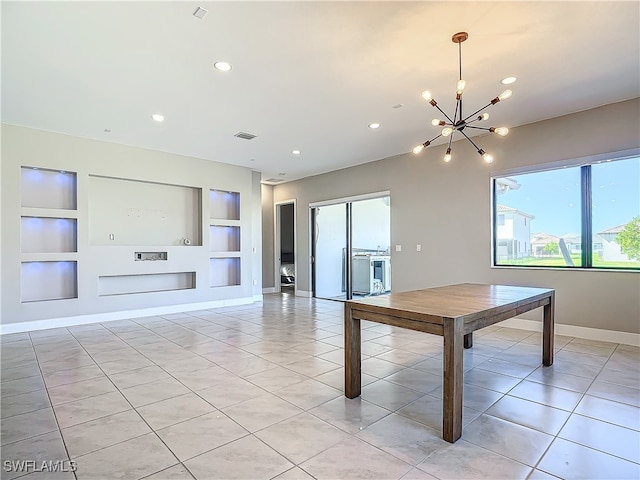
xmin=491 ymin=148 xmax=640 ymax=272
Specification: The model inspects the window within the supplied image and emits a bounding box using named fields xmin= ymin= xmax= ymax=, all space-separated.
xmin=493 ymin=156 xmax=639 ymax=270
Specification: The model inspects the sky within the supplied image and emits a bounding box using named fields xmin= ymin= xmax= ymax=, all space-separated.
xmin=498 ymin=157 xmax=639 ymax=237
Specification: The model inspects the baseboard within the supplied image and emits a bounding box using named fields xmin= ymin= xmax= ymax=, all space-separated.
xmin=0 ymin=297 xmax=256 ymax=335
xmin=502 ymin=318 xmax=640 ymax=347
xmin=262 ymin=287 xmax=277 ymax=294
xmin=252 ymin=294 xmax=264 ymax=302
xmin=295 ymin=290 xmax=312 ymax=298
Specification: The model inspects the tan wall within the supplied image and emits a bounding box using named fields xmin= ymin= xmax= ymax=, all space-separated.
xmin=270 ymin=99 xmax=640 ymax=333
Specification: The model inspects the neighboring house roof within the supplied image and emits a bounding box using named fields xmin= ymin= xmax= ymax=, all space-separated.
xmin=531 ymin=232 xmax=560 ymax=244
xmin=496 ymin=204 xmax=535 ymax=219
xmin=561 ymin=233 xmax=581 ymax=244
xmin=597 ymin=224 xmax=627 ymax=235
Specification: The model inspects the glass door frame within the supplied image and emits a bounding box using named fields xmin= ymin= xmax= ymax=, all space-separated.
xmin=310 ymin=191 xmax=390 ymax=300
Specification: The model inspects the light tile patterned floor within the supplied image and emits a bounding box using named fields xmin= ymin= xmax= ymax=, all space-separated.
xmin=1 ymin=293 xmax=639 ymax=480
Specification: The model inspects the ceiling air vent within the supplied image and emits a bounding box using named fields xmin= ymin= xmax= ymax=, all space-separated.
xmin=234 ymin=132 xmax=257 ymax=140
xmin=265 ymin=178 xmax=284 ymax=183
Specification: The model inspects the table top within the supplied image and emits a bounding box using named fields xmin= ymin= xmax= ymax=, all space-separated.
xmin=347 ymin=283 xmax=554 ymax=322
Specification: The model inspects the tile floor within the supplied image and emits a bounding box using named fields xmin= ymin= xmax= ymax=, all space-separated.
xmin=1 ymin=293 xmax=639 ymax=480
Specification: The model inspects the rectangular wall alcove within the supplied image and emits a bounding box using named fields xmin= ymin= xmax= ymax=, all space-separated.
xmin=209 ymin=258 xmax=241 ymax=287
xmin=21 ymin=217 xmax=77 ymax=253
xmin=98 ymin=272 xmax=196 ymax=296
xmin=21 ymin=261 xmax=78 ymax=302
xmin=209 ymin=226 xmax=241 ymax=252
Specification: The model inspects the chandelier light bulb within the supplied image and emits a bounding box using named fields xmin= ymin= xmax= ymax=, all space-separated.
xmin=431 ymin=119 xmax=444 ymax=126
xmin=444 ymin=148 xmax=452 ymax=163
xmin=482 ymin=152 xmax=494 ymax=163
xmin=479 ymin=113 xmax=489 ymax=121
xmin=442 ymin=127 xmax=454 ymax=137
xmin=498 ymin=89 xmax=513 ymax=101
xmin=413 ymin=145 xmax=424 ymax=154
xmin=422 ymin=91 xmax=433 ymax=101
xmin=493 ymin=127 xmax=509 ymax=136
xmin=456 ymin=79 xmax=466 ymax=94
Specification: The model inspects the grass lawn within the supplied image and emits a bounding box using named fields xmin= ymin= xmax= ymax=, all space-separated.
xmin=497 ymin=255 xmax=640 ymax=269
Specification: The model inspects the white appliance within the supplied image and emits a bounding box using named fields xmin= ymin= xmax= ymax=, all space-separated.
xmin=352 ymin=254 xmax=391 ymax=295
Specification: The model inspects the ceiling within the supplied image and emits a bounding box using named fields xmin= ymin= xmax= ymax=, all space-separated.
xmin=2 ymin=2 xmax=639 ymax=184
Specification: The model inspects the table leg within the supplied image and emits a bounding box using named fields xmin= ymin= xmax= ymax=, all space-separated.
xmin=543 ymin=292 xmax=555 ymax=366
xmin=344 ymin=302 xmax=361 ymax=398
xmin=443 ymin=317 xmax=463 ymax=443
xmin=463 ymin=333 xmax=473 ymax=349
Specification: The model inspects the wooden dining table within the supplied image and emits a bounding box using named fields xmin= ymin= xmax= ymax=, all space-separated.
xmin=344 ymin=283 xmax=555 ymax=443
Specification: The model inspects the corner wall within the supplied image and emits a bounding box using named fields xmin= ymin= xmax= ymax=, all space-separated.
xmin=270 ymin=99 xmax=640 ymax=335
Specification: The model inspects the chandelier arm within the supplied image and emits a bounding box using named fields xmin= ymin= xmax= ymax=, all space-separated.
xmin=433 ymin=103 xmax=455 ymax=124
xmin=459 ymin=129 xmax=482 ymax=151
xmin=461 ymin=102 xmax=494 ymax=123
xmin=465 ymin=126 xmax=491 ymax=131
xmin=452 ymin=99 xmax=460 ymax=125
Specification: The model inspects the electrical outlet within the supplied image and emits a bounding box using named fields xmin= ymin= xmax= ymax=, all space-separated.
xmin=252 ymin=279 xmax=257 ymax=285
xmin=416 ymin=244 xmax=422 ymax=252
xmin=395 ymin=244 xmax=402 ymax=252
xmin=109 ymin=234 xmax=115 ymax=240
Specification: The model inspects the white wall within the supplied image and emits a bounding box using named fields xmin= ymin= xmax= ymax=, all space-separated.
xmin=1 ymin=124 xmax=262 ymax=329
xmin=270 ymin=99 xmax=640 ymax=335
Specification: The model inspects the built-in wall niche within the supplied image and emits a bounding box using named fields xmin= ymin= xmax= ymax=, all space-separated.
xmin=98 ymin=272 xmax=196 ymax=296
xmin=21 ymin=261 xmax=78 ymax=302
xmin=88 ymin=175 xmax=202 ymax=246
xmin=21 ymin=167 xmax=77 ymax=210
xmin=209 ymin=258 xmax=241 ymax=287
xmin=209 ymin=225 xmax=240 ymax=252
xmin=21 ymin=217 xmax=77 ymax=253
xmin=210 ymin=189 xmax=240 ymax=220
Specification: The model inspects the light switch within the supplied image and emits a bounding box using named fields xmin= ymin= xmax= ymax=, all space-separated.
xmin=395 ymin=244 xmax=402 ymax=252
xmin=416 ymin=244 xmax=422 ymax=252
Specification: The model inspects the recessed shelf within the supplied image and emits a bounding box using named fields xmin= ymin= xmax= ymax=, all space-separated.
xmin=21 ymin=167 xmax=77 ymax=210
xmin=209 ymin=257 xmax=241 ymax=287
xmin=21 ymin=261 xmax=78 ymax=303
xmin=210 ymin=189 xmax=240 ymax=221
xmin=98 ymin=272 xmax=196 ymax=296
xmin=21 ymin=217 xmax=77 ymax=253
xmin=209 ymin=225 xmax=240 ymax=252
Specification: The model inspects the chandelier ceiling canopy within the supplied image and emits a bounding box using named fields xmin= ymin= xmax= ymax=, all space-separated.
xmin=413 ymin=32 xmax=512 ymax=164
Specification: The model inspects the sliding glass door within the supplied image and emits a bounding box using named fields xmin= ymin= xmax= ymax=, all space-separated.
xmin=312 ymin=195 xmax=391 ymax=301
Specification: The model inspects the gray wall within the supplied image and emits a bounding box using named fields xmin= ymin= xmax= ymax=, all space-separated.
xmin=261 ymin=184 xmax=275 ymax=288
xmin=270 ymin=99 xmax=640 ymax=334
xmin=2 ymin=124 xmax=262 ymax=326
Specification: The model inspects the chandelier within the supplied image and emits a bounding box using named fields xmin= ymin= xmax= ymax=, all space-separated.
xmin=412 ymin=32 xmax=512 ymax=164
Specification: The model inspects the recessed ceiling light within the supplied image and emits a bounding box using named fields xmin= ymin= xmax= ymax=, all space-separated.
xmin=392 ymin=104 xmax=404 ymax=109
xmin=501 ymin=76 xmax=517 ymax=85
xmin=152 ymin=114 xmax=164 ymax=122
xmin=278 ymin=172 xmax=286 ymax=176
xmin=368 ymin=123 xmax=380 ymax=129
xmin=193 ymin=7 xmax=208 ymax=19
xmin=292 ymin=150 xmax=301 ymax=155
xmin=214 ymin=62 xmax=232 ymax=72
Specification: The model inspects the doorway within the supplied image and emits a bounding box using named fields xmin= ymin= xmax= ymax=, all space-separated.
xmin=275 ymin=200 xmax=296 ymax=294
xmin=311 ymin=193 xmax=391 ymax=300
